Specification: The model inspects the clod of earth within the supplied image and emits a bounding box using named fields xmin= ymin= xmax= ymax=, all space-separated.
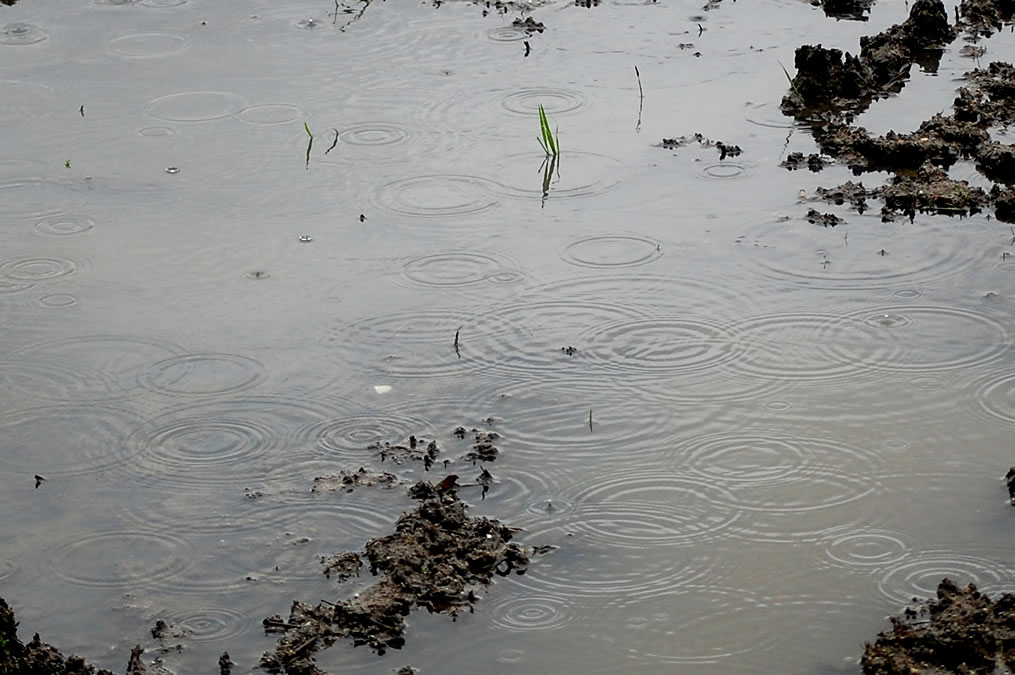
xmin=806 ymin=209 xmax=844 ymax=227
xmin=260 ymin=490 xmax=543 ymax=673
xmin=862 ymin=578 xmax=1015 ymax=674
xmin=781 ymin=152 xmax=832 ymax=172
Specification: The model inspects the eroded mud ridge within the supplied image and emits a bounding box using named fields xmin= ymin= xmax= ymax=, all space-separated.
xmin=782 ymin=0 xmax=1015 ymax=221
xmin=260 ymin=488 xmax=538 ymax=674
xmin=862 ymin=579 xmax=1015 ymax=674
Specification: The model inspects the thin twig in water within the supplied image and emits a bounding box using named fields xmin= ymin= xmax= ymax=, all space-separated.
xmin=304 ymin=122 xmax=314 ymax=169
xmin=589 ymin=409 xmax=593 ymax=432
xmin=454 ymin=325 xmax=462 ymax=359
xmin=325 ymin=128 xmax=339 ymax=154
xmin=634 ymin=66 xmax=644 ymax=131
xmin=333 ymin=0 xmax=373 ymax=30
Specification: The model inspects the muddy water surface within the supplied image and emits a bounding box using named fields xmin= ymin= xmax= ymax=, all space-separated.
xmin=1 ymin=0 xmax=1014 ymax=672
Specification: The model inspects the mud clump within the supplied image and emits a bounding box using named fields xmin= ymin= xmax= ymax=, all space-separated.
xmin=371 ymin=435 xmax=441 ymax=471
xmin=806 ymin=209 xmax=844 ymax=227
xmin=782 ymin=152 xmax=832 ymax=172
xmin=862 ymin=579 xmax=1015 ymax=674
xmin=782 ymin=0 xmax=1015 ymax=221
xmin=659 ymin=133 xmax=743 ymax=160
xmin=957 ymin=0 xmax=1015 ymax=39
xmin=880 ymin=162 xmax=986 ymax=220
xmin=311 ymin=467 xmax=402 ymax=493
xmin=320 ymin=552 xmax=363 ymax=581
xmin=260 ymin=490 xmax=539 ymax=672
xmin=785 ymin=0 xmax=954 ymax=116
xmin=821 ymin=0 xmax=874 ymax=21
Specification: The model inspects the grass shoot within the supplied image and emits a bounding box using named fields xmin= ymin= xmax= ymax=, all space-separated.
xmin=537 ymin=104 xmax=559 ymax=157
xmin=778 ymin=60 xmax=802 ymax=100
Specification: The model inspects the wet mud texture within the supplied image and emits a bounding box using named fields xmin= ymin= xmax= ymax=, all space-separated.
xmin=782 ymin=0 xmax=1015 ymax=221
xmin=260 ymin=489 xmax=535 ymax=675
xmin=862 ymin=579 xmax=1015 ymax=674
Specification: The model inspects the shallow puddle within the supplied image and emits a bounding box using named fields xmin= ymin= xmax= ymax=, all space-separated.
xmin=1 ymin=0 xmax=1014 ymax=672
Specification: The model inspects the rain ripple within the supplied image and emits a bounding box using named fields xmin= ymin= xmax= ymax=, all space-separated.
xmin=815 ymin=525 xmax=916 ymax=573
xmin=32 ymin=211 xmax=96 ymax=237
xmin=876 ymin=551 xmax=1013 ymax=608
xmin=739 ymin=215 xmax=977 ymax=290
xmin=0 ymin=403 xmax=145 ymax=476
xmin=673 ymin=430 xmax=886 ymax=485
xmin=295 ymin=410 xmax=437 ymax=464
xmin=842 ymin=304 xmax=1010 ymax=374
xmin=46 ymin=529 xmax=194 ymax=590
xmin=492 ymin=88 xmax=588 ymax=117
xmin=566 ymin=470 xmax=741 ymax=548
xmin=503 ymin=530 xmax=720 ymax=601
xmin=0 ymin=256 xmax=77 ymax=285
xmin=971 ymin=370 xmax=1015 ymax=427
xmin=0 ymin=22 xmax=48 ymax=45
xmin=324 ymin=306 xmax=483 ymax=379
xmin=162 ymin=606 xmax=252 ymax=644
xmin=138 ymin=353 xmax=267 ymax=397
xmin=560 ymin=235 xmax=662 ymax=269
xmin=591 ymin=585 xmax=796 ymax=665
xmin=485 ymin=593 xmax=578 ymax=632
xmin=725 ymin=311 xmax=905 ymax=384
xmin=108 ymin=32 xmax=188 ymax=58
xmin=371 ymin=174 xmax=501 ymax=220
xmin=486 ymin=380 xmax=719 ymax=466
xmin=6 ymin=335 xmax=184 ymax=401
xmin=582 ymin=316 xmax=744 ymax=377
xmin=466 ymin=298 xmax=645 ymax=380
xmin=488 ymin=152 xmax=624 ymax=202
xmin=123 ymin=397 xmax=354 ymax=489
xmin=398 ymin=250 xmax=525 ymax=290
xmin=147 ymin=91 xmax=246 ymax=122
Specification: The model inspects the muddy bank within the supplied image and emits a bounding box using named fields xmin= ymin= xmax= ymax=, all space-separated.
xmin=862 ymin=579 xmax=1015 ymax=674
xmin=782 ymin=0 xmax=1015 ymax=221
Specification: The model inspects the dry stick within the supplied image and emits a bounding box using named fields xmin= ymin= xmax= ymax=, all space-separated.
xmin=588 ymin=408 xmax=593 ymax=432
xmin=325 ymin=128 xmax=339 ymax=154
xmin=634 ymin=66 xmax=644 ymax=131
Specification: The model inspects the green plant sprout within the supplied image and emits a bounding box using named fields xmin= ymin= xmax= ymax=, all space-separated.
xmin=304 ymin=122 xmax=314 ymax=169
xmin=537 ymin=104 xmax=559 ymax=157
xmin=778 ymin=60 xmax=802 ymax=100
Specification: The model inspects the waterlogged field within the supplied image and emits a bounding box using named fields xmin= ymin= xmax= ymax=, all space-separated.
xmin=1 ymin=0 xmax=1014 ymax=672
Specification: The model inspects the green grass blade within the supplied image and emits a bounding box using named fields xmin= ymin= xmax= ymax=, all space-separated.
xmin=304 ymin=121 xmax=313 ymax=138
xmin=538 ymin=104 xmax=557 ymax=156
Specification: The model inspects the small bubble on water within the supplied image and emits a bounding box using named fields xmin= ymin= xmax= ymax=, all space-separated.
xmin=299 ymin=235 xmax=313 ymax=243
xmin=165 ymin=166 xmax=180 ymax=174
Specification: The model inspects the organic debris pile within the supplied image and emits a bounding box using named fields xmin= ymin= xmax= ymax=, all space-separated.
xmin=260 ymin=487 xmax=538 ymax=675
xmin=862 ymin=578 xmax=1015 ymax=674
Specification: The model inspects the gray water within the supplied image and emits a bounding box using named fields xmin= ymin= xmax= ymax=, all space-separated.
xmin=2 ymin=0 xmax=1015 ymax=672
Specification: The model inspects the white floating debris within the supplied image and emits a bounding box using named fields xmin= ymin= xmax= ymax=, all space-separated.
xmin=165 ymin=166 xmax=180 ymax=174
xmin=373 ymin=385 xmax=392 ymax=394
xmin=299 ymin=235 xmax=312 ymax=243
